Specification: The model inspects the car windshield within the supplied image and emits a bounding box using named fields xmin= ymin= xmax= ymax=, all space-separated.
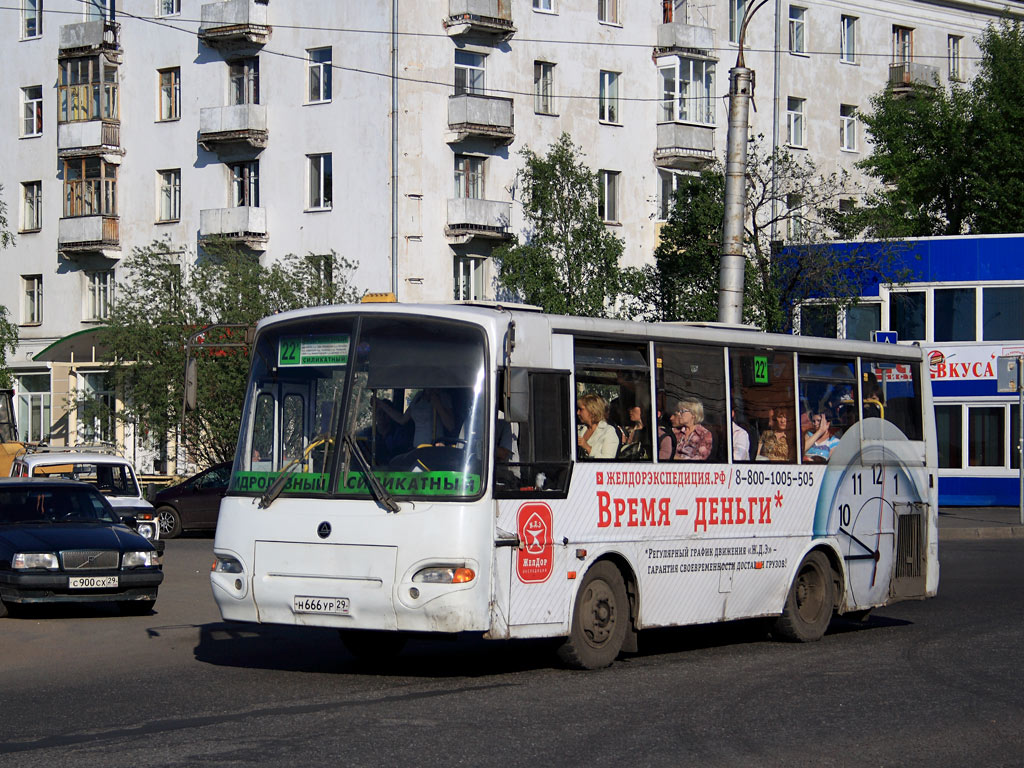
xmin=230 ymin=313 xmax=488 ymax=503
xmin=0 ymin=486 xmax=118 ymax=524
xmin=30 ymin=461 xmax=140 ymax=497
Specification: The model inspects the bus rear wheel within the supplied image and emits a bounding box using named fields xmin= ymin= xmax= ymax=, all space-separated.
xmin=340 ymin=629 xmax=407 ymax=662
xmin=774 ymin=551 xmax=834 ymax=642
xmin=558 ymin=561 xmax=629 ymax=669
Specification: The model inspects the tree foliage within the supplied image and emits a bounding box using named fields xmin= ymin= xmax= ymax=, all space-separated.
xmin=102 ymin=240 xmax=360 ymax=467
xmin=640 ymin=139 xmax=910 ymax=332
xmin=493 ymin=133 xmax=628 ymax=317
xmin=0 ymin=186 xmax=19 ymax=388
xmin=859 ymin=19 xmax=1024 ymax=236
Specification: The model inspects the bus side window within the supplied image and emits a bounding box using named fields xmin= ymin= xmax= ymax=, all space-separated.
xmin=655 ymin=342 xmax=726 ymax=462
xmin=730 ymin=349 xmax=796 ymax=463
xmin=251 ymin=392 xmax=275 ymax=470
xmin=862 ymin=361 xmax=923 ymax=440
xmin=798 ymin=356 xmax=858 ymax=462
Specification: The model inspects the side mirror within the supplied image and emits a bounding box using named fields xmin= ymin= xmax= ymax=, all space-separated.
xmin=506 ymin=368 xmax=529 ymax=422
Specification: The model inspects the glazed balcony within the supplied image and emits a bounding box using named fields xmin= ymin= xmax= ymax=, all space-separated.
xmin=447 ymin=94 xmax=514 ymax=145
xmin=199 ymin=206 xmax=268 ymax=250
xmin=446 ymin=198 xmax=512 ymax=241
xmin=654 ymin=121 xmax=716 ymax=170
xmin=444 ymin=0 xmax=515 ymax=40
xmin=57 ymin=120 xmax=121 ymax=159
xmin=58 ymin=216 xmax=120 ymax=258
xmin=199 ymin=0 xmax=270 ymax=48
xmin=198 ymin=104 xmax=268 ymax=153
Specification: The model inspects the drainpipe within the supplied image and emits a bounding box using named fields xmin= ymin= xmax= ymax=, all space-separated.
xmin=391 ymin=0 xmax=399 ymax=298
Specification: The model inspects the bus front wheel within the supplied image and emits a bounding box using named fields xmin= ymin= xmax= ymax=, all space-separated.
xmin=558 ymin=561 xmax=629 ymax=669
xmin=774 ymin=551 xmax=834 ymax=642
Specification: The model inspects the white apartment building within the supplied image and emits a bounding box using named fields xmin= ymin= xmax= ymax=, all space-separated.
xmin=1 ymin=0 xmax=1016 ymax=469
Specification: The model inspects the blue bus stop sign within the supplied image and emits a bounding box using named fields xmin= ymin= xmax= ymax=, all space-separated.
xmin=872 ymin=331 xmax=898 ymax=344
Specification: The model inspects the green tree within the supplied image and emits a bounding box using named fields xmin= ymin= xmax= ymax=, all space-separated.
xmin=494 ymin=133 xmax=628 ymax=317
xmin=640 ymin=139 xmax=909 ymax=332
xmin=0 ymin=186 xmax=19 ymax=388
xmin=101 ymin=240 xmax=359 ymax=467
xmin=859 ymin=19 xmax=1024 ymax=236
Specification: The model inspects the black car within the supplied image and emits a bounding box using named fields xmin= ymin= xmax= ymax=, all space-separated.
xmin=0 ymin=478 xmax=163 ymax=617
xmin=153 ymin=462 xmax=231 ymax=538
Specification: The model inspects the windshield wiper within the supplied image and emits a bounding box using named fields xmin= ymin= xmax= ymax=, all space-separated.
xmin=257 ymin=435 xmax=331 ymax=509
xmin=342 ymin=432 xmax=400 ymax=513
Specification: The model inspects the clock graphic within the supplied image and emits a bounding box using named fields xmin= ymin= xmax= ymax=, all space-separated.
xmin=813 ymin=420 xmax=925 ymax=608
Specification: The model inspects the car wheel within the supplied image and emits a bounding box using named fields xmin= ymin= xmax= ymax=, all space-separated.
xmin=119 ymin=599 xmax=156 ymax=616
xmin=157 ymin=505 xmax=182 ymax=539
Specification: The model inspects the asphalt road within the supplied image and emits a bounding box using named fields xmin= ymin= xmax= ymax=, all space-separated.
xmin=1 ymin=536 xmax=1022 ymax=767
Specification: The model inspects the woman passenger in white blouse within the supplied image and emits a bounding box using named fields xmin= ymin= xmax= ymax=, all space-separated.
xmin=576 ymin=393 xmax=620 ymax=459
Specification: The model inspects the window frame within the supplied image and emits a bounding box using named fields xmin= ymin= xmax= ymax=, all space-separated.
xmin=229 ymin=57 xmax=260 ymax=106
xmin=157 ymin=168 xmax=181 ymax=222
xmin=598 ymin=0 xmax=619 ymax=25
xmin=658 ymin=56 xmax=715 ymax=125
xmin=786 ymin=96 xmax=806 ymax=148
xmin=454 ymin=254 xmax=485 ymax=301
xmin=788 ymin=6 xmax=806 ymax=55
xmin=598 ymin=170 xmax=619 ymax=224
xmin=307 ymin=47 xmax=332 ymax=104
xmin=729 ymin=0 xmax=746 ymax=44
xmin=454 ymin=154 xmax=485 ymax=200
xmin=84 ymin=0 xmax=113 ymax=21
xmin=84 ymin=269 xmax=114 ymax=322
xmin=62 ymin=157 xmax=118 ymax=218
xmin=21 ymin=181 xmax=42 ymax=232
xmin=657 ymin=168 xmax=682 ymax=221
xmin=306 ymin=153 xmax=333 ymax=210
xmin=599 ymin=70 xmax=620 ymax=124
xmin=16 ymin=373 xmax=51 ymax=443
xmin=840 ymin=15 xmax=857 ymax=63
xmin=454 ymin=50 xmax=486 ymax=96
xmin=840 ymin=104 xmax=857 ymax=152
xmin=22 ymin=275 xmax=42 ymax=325
xmin=534 ymin=61 xmax=555 ymax=115
xmin=893 ymin=26 xmax=914 ymax=64
xmin=22 ymin=0 xmax=43 ymax=39
xmin=158 ymin=67 xmax=180 ymax=121
xmin=948 ymin=35 xmax=962 ymax=81
xmin=229 ymin=160 xmax=260 ymax=207
xmin=532 ymin=0 xmax=554 ymax=12
xmin=156 ymin=0 xmax=180 ymax=17
xmin=21 ymin=86 xmax=43 ymax=138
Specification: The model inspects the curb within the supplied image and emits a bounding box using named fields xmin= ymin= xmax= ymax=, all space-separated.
xmin=939 ymin=526 xmax=1024 ymax=542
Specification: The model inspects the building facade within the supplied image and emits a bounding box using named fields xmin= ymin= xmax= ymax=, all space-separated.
xmin=2 ymin=0 xmax=1018 ymax=470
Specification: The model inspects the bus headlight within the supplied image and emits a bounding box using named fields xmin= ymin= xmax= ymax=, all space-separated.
xmin=212 ymin=555 xmax=244 ymax=574
xmin=412 ymin=566 xmax=475 ymax=584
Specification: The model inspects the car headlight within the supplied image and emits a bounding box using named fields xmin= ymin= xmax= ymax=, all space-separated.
xmin=122 ymin=550 xmax=158 ymax=568
xmin=212 ymin=555 xmax=244 ymax=574
xmin=13 ymin=552 xmax=60 ymax=570
xmin=412 ymin=566 xmax=476 ymax=584
xmin=136 ymin=522 xmax=156 ymax=540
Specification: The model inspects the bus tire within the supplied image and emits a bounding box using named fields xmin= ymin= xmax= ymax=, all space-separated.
xmin=340 ymin=629 xmax=407 ymax=661
xmin=558 ymin=561 xmax=629 ymax=669
xmin=774 ymin=551 xmax=834 ymax=643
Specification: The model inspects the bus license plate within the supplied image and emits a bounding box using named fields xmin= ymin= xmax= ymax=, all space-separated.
xmin=69 ymin=575 xmax=118 ymax=589
xmin=293 ymin=596 xmax=350 ymax=615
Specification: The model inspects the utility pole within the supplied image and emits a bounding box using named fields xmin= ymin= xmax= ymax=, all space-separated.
xmin=718 ymin=1 xmax=770 ymax=325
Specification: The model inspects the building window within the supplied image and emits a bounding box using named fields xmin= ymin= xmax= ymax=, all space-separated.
xmin=840 ymin=15 xmax=857 ymax=63
xmin=890 ymin=291 xmax=926 ymax=341
xmin=788 ymin=6 xmax=806 ymax=54
xmin=308 ymin=47 xmax=332 ymax=103
xmin=729 ymin=0 xmax=746 ymax=43
xmin=658 ymin=168 xmax=682 ymax=221
xmin=534 ymin=61 xmax=554 ymax=115
xmin=85 ymin=270 xmax=114 ymax=321
xmin=800 ymin=305 xmax=836 ymax=338
xmin=63 ymin=157 xmax=117 ymax=217
xmin=982 ymin=286 xmax=1024 ymax=341
xmin=454 ymin=255 xmax=484 ymax=301
xmin=658 ymin=57 xmax=715 ymax=125
xmin=77 ymin=371 xmax=115 ymax=443
xmin=22 ymin=0 xmax=42 ymax=38
xmin=230 ymin=161 xmax=260 ymax=207
xmin=454 ymin=155 xmax=484 ymax=199
xmin=16 ymin=373 xmax=51 ymax=443
xmin=454 ymin=51 xmax=485 ymax=96
xmin=786 ymin=193 xmax=803 ymax=240
xmin=158 ymin=169 xmax=180 ymax=222
xmin=598 ymin=0 xmax=618 ymax=24
xmin=934 ymin=287 xmax=975 ymax=342
xmin=948 ymin=35 xmax=962 ymax=80
xmin=22 ymin=86 xmax=43 ymax=137
xmin=21 ymin=181 xmax=42 ymax=232
xmin=158 ymin=67 xmax=180 ymax=121
xmin=533 ymin=0 xmax=553 ymax=11
xmin=786 ymin=96 xmax=805 ymax=147
xmin=968 ymin=406 xmax=1004 ymax=467
xmin=307 ymin=153 xmax=333 ymax=209
xmin=893 ymin=26 xmax=913 ymax=64
xmin=599 ymin=71 xmax=620 ymax=123
xmin=85 ymin=0 xmax=113 ymax=20
xmin=229 ymin=58 xmax=260 ymax=105
xmin=840 ymin=104 xmax=857 ymax=151
xmin=59 ymin=56 xmax=118 ymax=123
xmin=598 ymin=170 xmax=619 ymax=223
xmin=935 ymin=404 xmax=963 ymax=468
xmin=157 ymin=0 xmax=180 ymax=16
xmin=22 ymin=275 xmax=42 ymax=325
xmin=844 ymin=303 xmax=880 ymax=341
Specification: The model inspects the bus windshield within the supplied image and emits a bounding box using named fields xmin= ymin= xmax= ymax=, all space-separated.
xmin=230 ymin=314 xmax=488 ymax=503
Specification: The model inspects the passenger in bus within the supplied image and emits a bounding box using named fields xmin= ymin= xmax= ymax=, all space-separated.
xmin=803 ymin=410 xmax=840 ymax=462
xmin=756 ymin=409 xmax=791 ymax=462
xmin=576 ymin=393 xmax=620 ymax=459
xmin=671 ymin=399 xmax=713 ymax=461
xmin=377 ymin=388 xmax=455 ymax=448
xmin=731 ymin=409 xmax=751 ymax=461
xmin=656 ymin=410 xmax=676 ymax=460
xmin=863 ymin=377 xmax=885 ymax=420
xmin=367 ymin=397 xmax=415 ymax=463
xmin=617 ymin=405 xmax=651 ymax=460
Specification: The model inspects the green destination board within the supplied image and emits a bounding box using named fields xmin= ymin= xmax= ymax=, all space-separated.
xmin=278 ymin=334 xmax=349 ymax=367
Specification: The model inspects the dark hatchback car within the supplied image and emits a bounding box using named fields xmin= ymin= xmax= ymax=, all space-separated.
xmin=153 ymin=462 xmax=231 ymax=538
xmin=0 ymin=478 xmax=162 ymax=617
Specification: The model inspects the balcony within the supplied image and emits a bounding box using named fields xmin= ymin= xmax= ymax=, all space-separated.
xmin=59 ymin=19 xmax=120 ymax=56
xmin=656 ymin=20 xmax=715 ymax=55
xmin=199 ymin=0 xmax=270 ymax=48
xmin=57 ymin=120 xmax=122 ymax=159
xmin=446 ymin=198 xmax=512 ymax=241
xmin=654 ymin=122 xmax=716 ymax=170
xmin=447 ymin=94 xmax=514 ymax=145
xmin=889 ymin=62 xmax=940 ymax=94
xmin=198 ymin=105 xmax=268 ymax=153
xmin=58 ymin=216 xmax=120 ymax=259
xmin=444 ymin=0 xmax=515 ymax=41
xmin=199 ymin=207 xmax=268 ymax=250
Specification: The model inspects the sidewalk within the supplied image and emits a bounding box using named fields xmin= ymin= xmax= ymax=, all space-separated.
xmin=939 ymin=507 xmax=1024 ymax=541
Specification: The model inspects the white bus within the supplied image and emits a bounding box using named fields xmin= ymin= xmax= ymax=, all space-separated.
xmin=211 ymin=302 xmax=938 ymax=668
